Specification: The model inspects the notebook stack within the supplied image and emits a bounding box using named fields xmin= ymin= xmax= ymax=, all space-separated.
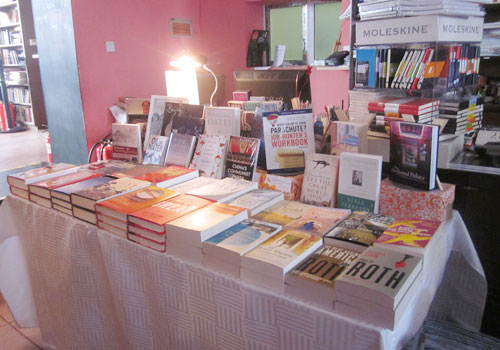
xmin=439 ymin=96 xmax=484 ymax=135
xmin=127 ymin=194 xmax=213 ymax=252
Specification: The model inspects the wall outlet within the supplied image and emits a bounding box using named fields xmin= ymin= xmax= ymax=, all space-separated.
xmin=105 ymin=41 xmax=115 ymax=52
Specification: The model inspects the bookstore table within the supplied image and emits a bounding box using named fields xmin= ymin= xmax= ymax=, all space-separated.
xmin=0 ymin=196 xmax=487 ymax=350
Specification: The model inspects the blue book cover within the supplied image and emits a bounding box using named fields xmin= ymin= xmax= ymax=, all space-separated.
xmin=355 ymin=48 xmax=377 ymax=88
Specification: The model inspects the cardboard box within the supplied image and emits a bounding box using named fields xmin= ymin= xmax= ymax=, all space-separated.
xmin=379 ymin=178 xmax=455 ymax=221
xmin=257 ymin=170 xmax=304 ymax=201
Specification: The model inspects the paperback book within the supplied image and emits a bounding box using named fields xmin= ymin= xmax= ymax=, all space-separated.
xmin=389 ymin=121 xmax=440 ymax=190
xmin=330 ymin=121 xmax=368 ymax=156
xmin=143 ymin=135 xmax=169 ymax=165
xmin=300 ymin=153 xmax=340 ymax=207
xmin=337 ymin=152 xmax=383 ymax=213
xmin=7 ymin=163 xmax=78 ymax=191
xmin=285 ymin=207 xmax=351 ymax=236
xmin=111 ymin=123 xmax=143 ymax=163
xmin=51 ymin=175 xmax=114 ymax=204
xmin=28 ymin=171 xmax=102 ymax=199
xmin=227 ymin=189 xmax=284 ymax=216
xmin=164 ymin=133 xmax=197 ymax=168
xmin=224 ymin=136 xmax=260 ymax=181
xmin=134 ymin=165 xmax=198 ymax=188
xmin=167 ymin=177 xmax=219 ymax=194
xmin=252 ymin=200 xmax=314 ymax=226
xmin=163 ymin=101 xmax=204 ymax=137
xmin=190 ymin=134 xmax=228 ymax=179
xmin=186 ymin=177 xmax=257 ymax=203
xmin=262 ymin=109 xmax=315 ymax=172
xmin=204 ymin=106 xmax=241 ymax=137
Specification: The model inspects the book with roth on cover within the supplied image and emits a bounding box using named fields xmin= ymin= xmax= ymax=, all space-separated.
xmin=224 ymin=136 xmax=260 ymax=181
xmin=143 ymin=135 xmax=169 ymax=165
xmin=164 ymin=133 xmax=197 ymax=168
xmin=300 ymin=153 xmax=340 ymax=207
xmin=337 ymin=152 xmax=383 ymax=213
xmin=190 ymin=134 xmax=228 ymax=179
xmin=389 ymin=121 xmax=440 ymax=190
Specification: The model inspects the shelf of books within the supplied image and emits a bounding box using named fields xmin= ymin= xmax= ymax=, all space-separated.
xmin=349 ymin=0 xmax=489 ymax=170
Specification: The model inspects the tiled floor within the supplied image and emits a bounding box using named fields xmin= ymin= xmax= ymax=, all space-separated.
xmin=0 ymin=294 xmax=44 ymax=349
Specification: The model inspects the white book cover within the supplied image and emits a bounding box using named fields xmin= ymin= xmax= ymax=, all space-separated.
xmin=228 ymin=189 xmax=284 ymax=216
xmin=262 ymin=109 xmax=315 ymax=171
xmin=143 ymin=135 xmax=169 ymax=165
xmin=337 ymin=152 xmax=383 ymax=213
xmin=204 ymin=106 xmax=241 ymax=137
xmin=187 ymin=177 xmax=258 ymax=203
xmin=164 ymin=133 xmax=196 ymax=167
xmin=112 ymin=123 xmax=142 ymax=163
xmin=190 ymin=134 xmax=228 ymax=178
xmin=330 ymin=121 xmax=368 ymax=156
xmin=167 ymin=176 xmax=220 ymax=193
xmin=300 ymin=153 xmax=340 ymax=207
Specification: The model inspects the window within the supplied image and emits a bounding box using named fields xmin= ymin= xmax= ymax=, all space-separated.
xmin=266 ymin=1 xmax=343 ymax=65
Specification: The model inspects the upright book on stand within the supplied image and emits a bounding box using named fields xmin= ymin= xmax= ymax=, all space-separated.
xmin=224 ymin=136 xmax=260 ymax=181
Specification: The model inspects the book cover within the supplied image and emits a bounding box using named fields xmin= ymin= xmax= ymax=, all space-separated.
xmin=242 ymin=229 xmax=322 ymax=272
xmin=96 ymin=186 xmax=178 ymax=217
xmin=389 ymin=121 xmax=440 ymax=190
xmin=7 ymin=163 xmax=79 ymax=190
xmin=171 ymin=115 xmax=205 ymax=137
xmin=112 ymin=123 xmax=142 ymax=163
xmin=107 ymin=164 xmax=167 ymax=179
xmin=337 ymin=153 xmax=383 ymax=213
xmin=71 ymin=177 xmax=150 ymax=209
xmin=128 ymin=194 xmax=213 ymax=228
xmin=167 ymin=177 xmax=219 ymax=194
xmin=29 ymin=171 xmax=102 ymax=198
xmin=204 ymin=106 xmax=241 ymax=137
xmin=164 ymin=133 xmax=197 ymax=168
xmin=285 ymin=207 xmax=351 ymax=236
xmin=134 ymin=165 xmax=198 ymax=186
xmin=330 ymin=121 xmax=368 ymax=156
xmin=161 ymin=102 xmax=204 ymax=137
xmin=190 ymin=135 xmax=228 ymax=178
xmin=355 ymin=48 xmax=377 ymax=88
xmin=335 ymin=246 xmax=422 ymax=309
xmin=228 ymin=189 xmax=284 ymax=216
xmin=287 ymin=245 xmax=360 ymax=287
xmin=300 ymin=153 xmax=340 ymax=207
xmin=52 ymin=176 xmax=114 ymax=201
xmin=224 ymin=136 xmax=260 ymax=181
xmin=375 ymin=219 xmax=442 ymax=249
xmin=143 ymin=135 xmax=169 ymax=165
xmin=187 ymin=177 xmax=257 ymax=203
xmin=79 ymin=160 xmax=141 ymax=177
xmin=262 ymin=109 xmax=315 ymax=172
xmin=325 ymin=211 xmax=395 ymax=248
xmin=204 ymin=219 xmax=282 ymax=257
xmin=252 ymin=200 xmax=313 ymax=226
xmin=257 ymin=172 xmax=304 ymax=201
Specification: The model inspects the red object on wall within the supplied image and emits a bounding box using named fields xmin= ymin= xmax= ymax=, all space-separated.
xmin=45 ymin=133 xmax=53 ymax=163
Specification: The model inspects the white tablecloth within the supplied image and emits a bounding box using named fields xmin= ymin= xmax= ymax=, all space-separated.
xmin=0 ymin=196 xmax=487 ymax=350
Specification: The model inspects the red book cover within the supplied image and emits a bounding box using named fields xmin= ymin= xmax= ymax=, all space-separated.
xmin=368 ymin=98 xmax=439 ymax=115
xmin=375 ymin=219 xmax=441 ymax=249
xmin=0 ymin=102 xmax=7 ymax=131
xmin=96 ymin=187 xmax=178 ymax=215
xmin=129 ymin=194 xmax=213 ymax=226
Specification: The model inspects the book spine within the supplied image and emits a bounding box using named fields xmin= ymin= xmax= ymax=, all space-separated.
xmin=391 ymin=50 xmax=409 ymax=89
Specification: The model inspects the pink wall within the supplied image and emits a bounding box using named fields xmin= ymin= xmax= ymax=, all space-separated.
xmin=310 ymin=0 xmax=351 ymax=116
xmin=71 ymin=0 xmax=263 ymax=152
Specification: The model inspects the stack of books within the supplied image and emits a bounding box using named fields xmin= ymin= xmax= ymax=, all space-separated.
xmin=128 ymin=194 xmax=213 ymax=252
xmin=334 ymin=246 xmax=423 ymax=330
xmin=439 ymin=96 xmax=484 ymax=135
xmin=367 ymin=97 xmax=439 ymax=138
xmin=134 ymin=165 xmax=199 ymax=188
xmin=95 ymin=186 xmax=178 ymax=238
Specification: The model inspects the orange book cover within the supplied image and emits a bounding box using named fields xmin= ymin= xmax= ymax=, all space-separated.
xmin=134 ymin=165 xmax=196 ymax=183
xmin=96 ymin=187 xmax=179 ymax=215
xmin=130 ymin=194 xmax=213 ymax=225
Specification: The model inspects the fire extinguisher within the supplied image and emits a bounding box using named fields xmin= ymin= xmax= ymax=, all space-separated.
xmin=45 ymin=133 xmax=53 ymax=163
xmin=88 ymin=134 xmax=113 ymax=163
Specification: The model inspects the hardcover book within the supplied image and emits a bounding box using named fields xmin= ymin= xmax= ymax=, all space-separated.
xmin=285 ymin=207 xmax=351 ymax=236
xmin=164 ymin=133 xmax=197 ymax=168
xmin=368 ymin=98 xmax=439 ymax=115
xmin=241 ymin=229 xmax=323 ymax=280
xmin=28 ymin=171 xmax=102 ymax=199
xmin=143 ymin=135 xmax=169 ymax=165
xmin=224 ymin=136 xmax=260 ymax=181
xmin=95 ymin=186 xmax=179 ymax=222
xmin=190 ymin=134 xmax=228 ymax=179
xmin=165 ymin=203 xmax=248 ymax=247
xmin=204 ymin=106 xmax=241 ymax=137
xmin=330 ymin=121 xmax=368 ymax=156
xmin=324 ymin=211 xmax=395 ymax=251
xmin=111 ymin=123 xmax=143 ymax=163
xmin=70 ymin=177 xmax=151 ymax=212
xmin=262 ymin=109 xmax=315 ymax=172
xmin=134 ymin=165 xmax=198 ymax=188
xmin=51 ymin=176 xmax=114 ymax=203
xmin=106 ymin=164 xmax=166 ymax=179
xmin=186 ymin=177 xmax=258 ymax=203
xmin=79 ymin=160 xmax=142 ymax=177
xmin=128 ymin=194 xmax=213 ymax=233
xmin=300 ymin=153 xmax=340 ymax=207
xmin=389 ymin=121 xmax=440 ymax=190
xmin=171 ymin=115 xmax=205 ymax=137
xmin=252 ymin=200 xmax=314 ymax=226
xmin=162 ymin=101 xmax=204 ymax=137
xmin=337 ymin=152 xmax=383 ymax=213
xmin=7 ymin=163 xmax=79 ymax=190
xmin=335 ymin=246 xmax=422 ymax=310
xmin=227 ymin=189 xmax=284 ymax=216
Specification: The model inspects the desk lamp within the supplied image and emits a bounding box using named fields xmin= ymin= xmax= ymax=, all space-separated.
xmin=170 ymin=53 xmax=218 ymax=106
